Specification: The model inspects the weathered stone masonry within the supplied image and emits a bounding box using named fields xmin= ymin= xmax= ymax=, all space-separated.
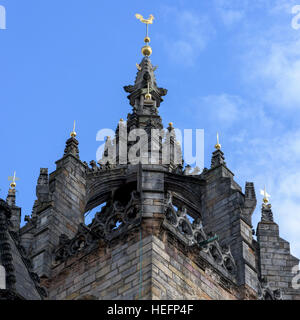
xmin=0 ymin=49 xmax=299 ymax=300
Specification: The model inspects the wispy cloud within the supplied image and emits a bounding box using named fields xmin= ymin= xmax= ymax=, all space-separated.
xmin=197 ymin=94 xmax=243 ymax=126
xmin=158 ymin=0 xmax=300 ymax=257
xmin=185 ymin=0 xmax=300 ymax=257
xmin=243 ymin=39 xmax=300 ymax=109
xmin=159 ymin=6 xmax=215 ymax=66
xmin=232 ymin=129 xmax=300 ymax=257
xmin=213 ymin=0 xmax=248 ymax=27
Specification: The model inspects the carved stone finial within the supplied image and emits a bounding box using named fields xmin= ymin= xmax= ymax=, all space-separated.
xmin=64 ymin=137 xmax=79 ymax=159
xmin=36 ymin=168 xmax=50 ymax=203
xmin=6 ymin=188 xmax=16 ymax=207
xmin=261 ymin=203 xmax=273 ymax=222
xmin=243 ymin=182 xmax=257 ymax=219
xmin=211 ymin=149 xmax=226 ymax=168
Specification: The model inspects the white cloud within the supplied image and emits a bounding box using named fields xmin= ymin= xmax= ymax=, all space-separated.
xmin=159 ymin=6 xmax=215 ymax=66
xmin=214 ymin=0 xmax=248 ymax=27
xmin=231 ymin=129 xmax=300 ymax=258
xmin=219 ymin=9 xmax=244 ymax=26
xmin=244 ymin=40 xmax=300 ymax=109
xmin=172 ymin=0 xmax=300 ymax=258
xmin=189 ymin=92 xmax=300 ymax=257
xmin=193 ymin=94 xmax=245 ymax=127
xmin=216 ymin=3 xmax=300 ymax=258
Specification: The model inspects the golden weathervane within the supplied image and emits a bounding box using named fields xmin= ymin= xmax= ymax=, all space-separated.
xmin=135 ymin=13 xmax=155 ymax=57
xmin=8 ymin=171 xmax=19 ymax=189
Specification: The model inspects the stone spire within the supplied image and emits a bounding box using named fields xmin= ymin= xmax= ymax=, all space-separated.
xmin=6 ymin=188 xmax=16 ymax=207
xmin=122 ymin=16 xmax=167 ymax=129
xmin=260 ymin=187 xmax=273 ymax=222
xmin=36 ymin=168 xmax=50 ymax=203
xmin=124 ymin=56 xmax=167 ymax=108
xmin=63 ymin=122 xmax=79 ymax=159
xmin=7 ymin=171 xmax=19 ymax=206
xmin=163 ymin=122 xmax=183 ymax=170
xmin=63 ymin=137 xmax=79 ymax=159
xmin=6 ymin=184 xmax=21 ymax=232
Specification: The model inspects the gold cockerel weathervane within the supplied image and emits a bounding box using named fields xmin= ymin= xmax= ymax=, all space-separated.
xmin=135 ymin=13 xmax=155 ymax=57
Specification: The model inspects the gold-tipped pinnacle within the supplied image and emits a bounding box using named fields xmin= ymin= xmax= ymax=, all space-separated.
xmin=70 ymin=120 xmax=77 ymax=138
xmin=260 ymin=185 xmax=271 ymax=205
xmin=135 ymin=13 xmax=155 ymax=57
xmin=215 ymin=132 xmax=221 ymax=150
xmin=8 ymin=171 xmax=19 ymax=189
xmin=169 ymin=122 xmax=173 ymax=127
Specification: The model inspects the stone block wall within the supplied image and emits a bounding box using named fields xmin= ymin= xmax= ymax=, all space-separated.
xmin=141 ymin=168 xmax=165 ymax=219
xmin=47 ymin=234 xmax=153 ymax=300
xmin=202 ymin=165 xmax=258 ymax=295
xmin=0 ymin=265 xmax=5 ymax=289
xmin=257 ymin=221 xmax=300 ymax=299
xmin=150 ymin=235 xmax=239 ymax=300
xmin=51 ymin=155 xmax=86 ymax=226
xmin=21 ymin=152 xmax=87 ymax=279
xmin=46 ymin=234 xmax=244 ymax=300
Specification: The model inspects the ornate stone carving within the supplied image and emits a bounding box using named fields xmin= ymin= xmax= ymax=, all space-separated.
xmin=90 ymin=191 xmax=141 ymax=241
xmin=211 ymin=149 xmax=226 ymax=168
xmin=0 ymin=199 xmax=47 ymax=298
xmin=164 ymin=192 xmax=237 ymax=275
xmin=123 ymin=85 xmax=135 ymax=93
xmin=63 ymin=137 xmax=79 ymax=158
xmin=257 ymin=277 xmax=282 ymax=300
xmin=54 ymin=191 xmax=141 ymax=262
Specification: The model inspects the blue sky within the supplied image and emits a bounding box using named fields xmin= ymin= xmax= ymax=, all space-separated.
xmin=0 ymin=0 xmax=300 ymax=257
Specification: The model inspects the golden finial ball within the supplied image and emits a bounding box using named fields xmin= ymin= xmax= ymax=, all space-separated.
xmin=145 ymin=93 xmax=152 ymax=100
xmin=120 ymin=118 xmax=124 ymax=122
xmin=215 ymin=143 xmax=221 ymax=150
xmin=144 ymin=36 xmax=151 ymax=43
xmin=263 ymin=197 xmax=269 ymax=204
xmin=142 ymin=45 xmax=152 ymax=56
xmin=10 ymin=182 xmax=16 ymax=189
xmin=70 ymin=131 xmax=77 ymax=138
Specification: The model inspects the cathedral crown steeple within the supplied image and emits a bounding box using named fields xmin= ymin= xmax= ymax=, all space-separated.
xmin=124 ymin=14 xmax=167 ymax=109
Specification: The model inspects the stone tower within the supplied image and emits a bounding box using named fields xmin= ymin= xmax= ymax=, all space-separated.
xmin=1 ymin=16 xmax=299 ymax=300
